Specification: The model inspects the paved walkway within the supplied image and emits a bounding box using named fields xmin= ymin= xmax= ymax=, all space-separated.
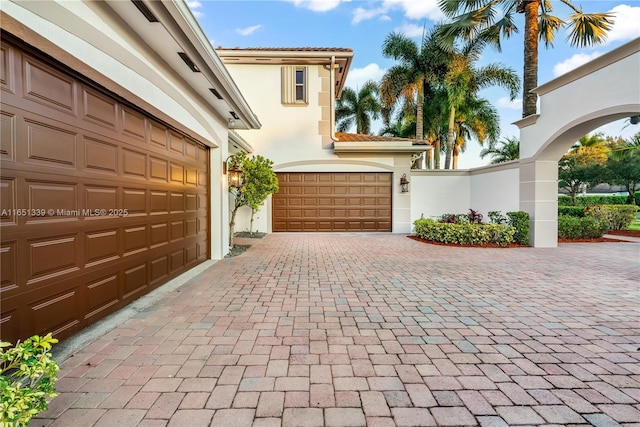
xmin=34 ymin=234 xmax=640 ymax=426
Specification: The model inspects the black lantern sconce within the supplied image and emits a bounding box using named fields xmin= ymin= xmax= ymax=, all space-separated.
xmin=400 ymin=173 xmax=409 ymax=193
xmin=224 ymin=156 xmax=243 ymax=189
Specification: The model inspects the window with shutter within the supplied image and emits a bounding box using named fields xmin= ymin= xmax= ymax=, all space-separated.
xmin=281 ymin=65 xmax=307 ymax=105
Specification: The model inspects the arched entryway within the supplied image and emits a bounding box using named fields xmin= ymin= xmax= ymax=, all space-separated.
xmin=515 ymin=38 xmax=640 ymax=247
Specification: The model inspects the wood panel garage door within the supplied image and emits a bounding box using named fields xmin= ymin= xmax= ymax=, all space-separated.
xmin=0 ymin=37 xmax=209 ymax=343
xmin=273 ymin=172 xmax=391 ymax=232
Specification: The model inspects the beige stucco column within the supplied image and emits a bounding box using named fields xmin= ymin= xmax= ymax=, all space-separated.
xmin=393 ymin=156 xmax=413 ymax=234
xmin=519 ymin=159 xmax=558 ymax=248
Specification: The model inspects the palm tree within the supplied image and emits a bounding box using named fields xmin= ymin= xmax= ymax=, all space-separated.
xmin=437 ymin=0 xmax=613 ymax=118
xmin=480 ymin=136 xmax=521 ymax=164
xmin=442 ymin=37 xmax=519 ymax=169
xmin=335 ymin=80 xmax=381 ymax=134
xmin=380 ymin=28 xmax=449 ymax=168
xmin=452 ymin=97 xmax=501 ymax=168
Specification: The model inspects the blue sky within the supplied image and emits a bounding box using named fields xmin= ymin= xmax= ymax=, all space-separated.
xmin=189 ymin=0 xmax=640 ymax=168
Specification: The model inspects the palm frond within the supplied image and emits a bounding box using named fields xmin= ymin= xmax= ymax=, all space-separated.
xmin=566 ymin=12 xmax=614 ymax=47
xmin=538 ymin=13 xmax=564 ymax=48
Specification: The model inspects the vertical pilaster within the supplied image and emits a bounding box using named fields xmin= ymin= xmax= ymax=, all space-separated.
xmin=519 ymin=159 xmax=558 ymax=247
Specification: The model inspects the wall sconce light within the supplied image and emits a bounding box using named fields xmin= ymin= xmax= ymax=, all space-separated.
xmin=224 ymin=156 xmax=243 ymax=189
xmin=400 ymin=173 xmax=409 ymax=193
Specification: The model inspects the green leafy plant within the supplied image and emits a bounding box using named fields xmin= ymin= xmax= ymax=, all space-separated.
xmin=1 ymin=334 xmax=59 ymax=426
xmin=558 ymin=206 xmax=586 ymax=217
xmin=558 ymin=215 xmax=610 ymax=239
xmin=585 ymin=204 xmax=640 ymax=230
xmin=413 ymin=218 xmax=515 ymax=247
xmin=558 ymin=194 xmax=627 ymax=206
xmin=506 ymin=211 xmax=530 ymax=246
xmin=488 ymin=211 xmax=507 ymax=225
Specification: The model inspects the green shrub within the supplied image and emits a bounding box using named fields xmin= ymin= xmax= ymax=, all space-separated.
xmin=488 ymin=211 xmax=507 ymax=224
xmin=558 ymin=195 xmax=628 ymax=206
xmin=506 ymin=211 xmax=530 ymax=246
xmin=635 ymin=191 xmax=639 ymax=206
xmin=413 ymin=218 xmax=515 ymax=247
xmin=558 ymin=206 xmax=586 ymax=217
xmin=1 ymin=334 xmax=59 ymax=426
xmin=558 ymin=215 xmax=610 ymax=239
xmin=585 ymin=204 xmax=640 ymax=230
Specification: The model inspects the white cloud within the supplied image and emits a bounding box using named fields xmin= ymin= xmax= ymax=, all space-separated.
xmin=285 ymin=0 xmax=342 ymax=12
xmin=393 ymin=23 xmax=425 ymax=38
xmin=352 ymin=0 xmax=442 ymax=24
xmin=605 ymin=4 xmax=640 ymax=44
xmin=187 ymin=0 xmax=204 ymax=18
xmin=352 ymin=6 xmax=389 ymax=24
xmin=383 ymin=0 xmax=444 ymax=21
xmin=345 ymin=63 xmax=387 ymax=90
xmin=553 ymin=52 xmax=602 ymax=77
xmin=236 ymin=25 xmax=263 ymax=36
xmin=496 ymin=97 xmax=522 ymax=111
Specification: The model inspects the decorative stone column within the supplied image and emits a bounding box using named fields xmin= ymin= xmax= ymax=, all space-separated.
xmin=519 ymin=159 xmax=558 ymax=247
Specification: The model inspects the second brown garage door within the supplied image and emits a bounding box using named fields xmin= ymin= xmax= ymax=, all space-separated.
xmin=273 ymin=172 xmax=391 ymax=232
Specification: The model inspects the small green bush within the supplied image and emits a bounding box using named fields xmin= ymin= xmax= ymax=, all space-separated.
xmin=635 ymin=191 xmax=639 ymax=206
xmin=413 ymin=218 xmax=515 ymax=246
xmin=506 ymin=211 xmax=530 ymax=246
xmin=488 ymin=211 xmax=507 ymax=225
xmin=1 ymin=334 xmax=59 ymax=426
xmin=558 ymin=195 xmax=627 ymax=206
xmin=558 ymin=215 xmax=610 ymax=239
xmin=558 ymin=206 xmax=586 ymax=217
xmin=585 ymin=204 xmax=640 ymax=230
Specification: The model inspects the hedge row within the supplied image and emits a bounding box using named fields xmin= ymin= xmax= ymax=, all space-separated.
xmin=558 ymin=216 xmax=610 ymax=239
xmin=558 ymin=194 xmax=637 ymax=206
xmin=413 ymin=218 xmax=515 ymax=247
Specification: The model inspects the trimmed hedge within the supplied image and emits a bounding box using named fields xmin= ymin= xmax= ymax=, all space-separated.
xmin=558 ymin=215 xmax=610 ymax=239
xmin=585 ymin=204 xmax=640 ymax=230
xmin=558 ymin=206 xmax=586 ymax=217
xmin=413 ymin=218 xmax=515 ymax=247
xmin=558 ymin=195 xmax=627 ymax=206
xmin=506 ymin=211 xmax=530 ymax=246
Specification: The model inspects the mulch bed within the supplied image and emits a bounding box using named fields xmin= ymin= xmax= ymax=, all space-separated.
xmin=408 ymin=235 xmax=528 ymax=248
xmin=410 ymin=230 xmax=639 ymax=247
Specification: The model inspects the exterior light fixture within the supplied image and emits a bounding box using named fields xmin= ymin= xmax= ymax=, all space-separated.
xmin=224 ymin=156 xmax=243 ymax=189
xmin=400 ymin=173 xmax=409 ymax=193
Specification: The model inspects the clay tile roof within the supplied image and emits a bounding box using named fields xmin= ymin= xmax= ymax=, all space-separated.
xmin=336 ymin=132 xmax=420 ymax=143
xmin=217 ymin=47 xmax=353 ymax=52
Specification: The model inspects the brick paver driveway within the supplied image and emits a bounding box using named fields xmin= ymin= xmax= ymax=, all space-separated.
xmin=36 ymin=234 xmax=639 ymax=426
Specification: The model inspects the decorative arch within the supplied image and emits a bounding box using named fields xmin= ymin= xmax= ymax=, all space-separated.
xmin=515 ymin=39 xmax=640 ymax=247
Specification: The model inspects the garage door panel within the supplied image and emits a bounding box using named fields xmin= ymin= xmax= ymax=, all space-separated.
xmin=124 ymin=225 xmax=147 ymax=256
xmin=23 ymin=55 xmax=76 ymax=116
xmin=27 ymin=234 xmax=79 ymax=285
xmin=123 ymin=263 xmax=147 ymax=299
xmin=1 ymin=177 xmax=17 ymax=224
xmin=85 ymin=229 xmax=119 ymax=267
xmin=122 ymin=148 xmax=147 ymax=179
xmin=82 ymin=88 xmax=118 ymax=130
xmin=273 ymin=172 xmax=391 ymax=232
xmin=84 ymin=137 xmax=118 ymax=175
xmin=85 ymin=185 xmax=117 ymax=211
xmin=30 ymin=288 xmax=80 ymax=338
xmin=85 ymin=274 xmax=119 ymax=320
xmin=1 ymin=241 xmax=18 ymax=294
xmin=1 ymin=111 xmax=17 ymax=162
xmin=1 ymin=38 xmax=209 ymax=342
xmin=150 ymin=157 xmax=168 ymax=181
xmin=28 ymin=180 xmax=77 ymax=214
xmin=25 ymin=119 xmax=77 ymax=169
xmin=123 ymin=188 xmax=147 ymax=216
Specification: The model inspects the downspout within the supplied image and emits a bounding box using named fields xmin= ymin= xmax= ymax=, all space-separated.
xmin=324 ymin=55 xmax=340 ymax=142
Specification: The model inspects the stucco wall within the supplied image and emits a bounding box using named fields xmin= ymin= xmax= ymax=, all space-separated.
xmin=410 ymin=163 xmax=520 ymax=231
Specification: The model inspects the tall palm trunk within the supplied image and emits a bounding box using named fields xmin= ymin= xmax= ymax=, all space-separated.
xmin=445 ymin=105 xmax=456 ymax=169
xmin=453 ymin=144 xmax=459 ymax=169
xmin=433 ymin=139 xmax=440 ymax=169
xmin=416 ymin=81 xmax=425 ymax=162
xmin=522 ymin=0 xmax=539 ymax=118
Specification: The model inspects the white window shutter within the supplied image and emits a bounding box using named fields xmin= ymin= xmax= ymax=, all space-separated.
xmin=281 ymin=66 xmax=296 ymax=104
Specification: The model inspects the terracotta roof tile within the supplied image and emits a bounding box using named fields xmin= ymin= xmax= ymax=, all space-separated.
xmin=336 ymin=132 xmax=419 ymax=143
xmin=217 ymin=47 xmax=353 ymax=52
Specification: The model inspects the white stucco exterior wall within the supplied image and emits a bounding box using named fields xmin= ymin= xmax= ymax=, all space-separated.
xmin=469 ymin=164 xmax=520 ymax=217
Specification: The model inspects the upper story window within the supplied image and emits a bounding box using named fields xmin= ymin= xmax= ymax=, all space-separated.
xmin=282 ymin=66 xmax=307 ymax=105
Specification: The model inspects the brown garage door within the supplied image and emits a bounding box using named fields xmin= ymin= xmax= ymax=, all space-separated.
xmin=0 ymin=37 xmax=209 ymax=343
xmin=273 ymin=172 xmax=391 ymax=232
